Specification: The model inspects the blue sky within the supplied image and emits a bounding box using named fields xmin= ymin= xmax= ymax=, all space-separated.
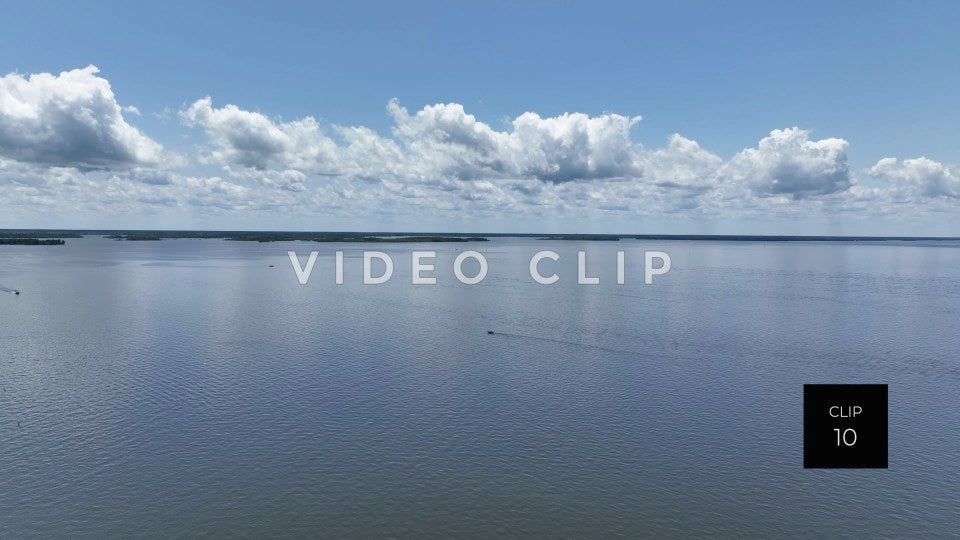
xmin=1 ymin=1 xmax=959 ymax=234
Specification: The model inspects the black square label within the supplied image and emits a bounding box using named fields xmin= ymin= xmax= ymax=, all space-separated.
xmin=803 ymin=384 xmax=887 ymax=468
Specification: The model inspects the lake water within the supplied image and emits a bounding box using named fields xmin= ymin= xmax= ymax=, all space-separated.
xmin=1 ymin=237 xmax=959 ymax=537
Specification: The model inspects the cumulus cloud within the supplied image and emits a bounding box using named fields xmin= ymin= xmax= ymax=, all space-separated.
xmin=174 ymin=98 xmax=924 ymax=224
xmin=505 ymin=110 xmax=643 ymax=182
xmin=183 ymin=97 xmax=645 ymax=183
xmin=643 ymin=134 xmax=723 ymax=190
xmin=179 ymin=98 xmax=865 ymax=211
xmin=386 ymin=100 xmax=644 ymax=182
xmin=0 ymin=66 xmax=163 ymax=168
xmin=869 ymin=157 xmax=960 ymax=200
xmin=4 ymin=66 xmax=959 ymax=230
xmin=722 ymin=128 xmax=851 ymax=199
xmin=181 ymin=97 xmax=338 ymax=171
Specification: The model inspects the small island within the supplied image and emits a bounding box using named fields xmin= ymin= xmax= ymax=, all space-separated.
xmin=0 ymin=230 xmax=77 ymax=245
xmin=0 ymin=238 xmax=66 ymax=245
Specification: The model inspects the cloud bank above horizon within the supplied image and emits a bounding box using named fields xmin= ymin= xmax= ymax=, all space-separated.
xmin=1 ymin=66 xmax=958 ymax=233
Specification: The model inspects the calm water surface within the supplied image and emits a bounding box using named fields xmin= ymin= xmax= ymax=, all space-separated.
xmin=1 ymin=237 xmax=959 ymax=537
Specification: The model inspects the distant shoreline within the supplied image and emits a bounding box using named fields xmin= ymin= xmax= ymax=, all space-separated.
xmin=2 ymin=229 xmax=960 ymax=243
xmin=105 ymin=233 xmax=489 ymax=243
xmin=0 ymin=238 xmax=67 ymax=245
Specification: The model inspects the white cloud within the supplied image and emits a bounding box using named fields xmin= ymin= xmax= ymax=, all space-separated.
xmin=0 ymin=66 xmax=163 ymax=169
xmin=722 ymin=128 xmax=851 ymax=199
xmin=4 ymin=66 xmax=959 ymax=231
xmin=178 ymin=99 xmax=864 ymax=215
xmin=505 ymin=110 xmax=643 ymax=182
xmin=183 ymin=97 xmax=645 ymax=183
xmin=181 ymin=97 xmax=338 ymax=171
xmin=385 ymin=100 xmax=644 ymax=182
xmin=869 ymin=157 xmax=960 ymax=200
xmin=169 ymin=98 xmax=960 ymax=226
xmin=643 ymin=134 xmax=723 ymax=190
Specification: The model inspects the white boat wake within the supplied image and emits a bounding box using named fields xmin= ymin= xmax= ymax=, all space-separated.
xmin=0 ymin=284 xmax=20 ymax=295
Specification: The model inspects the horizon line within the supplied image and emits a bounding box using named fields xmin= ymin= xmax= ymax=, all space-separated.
xmin=3 ymin=229 xmax=960 ymax=242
